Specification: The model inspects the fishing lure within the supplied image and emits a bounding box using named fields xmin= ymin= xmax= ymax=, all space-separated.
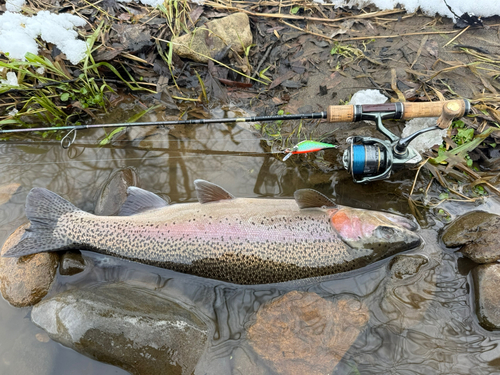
xmin=282 ymin=140 xmax=336 ymax=161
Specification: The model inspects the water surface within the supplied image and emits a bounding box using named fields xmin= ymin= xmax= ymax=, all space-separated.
xmin=1 ymin=108 xmax=500 ymax=374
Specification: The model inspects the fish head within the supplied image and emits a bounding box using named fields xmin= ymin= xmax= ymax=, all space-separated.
xmin=328 ymin=207 xmax=422 ymax=256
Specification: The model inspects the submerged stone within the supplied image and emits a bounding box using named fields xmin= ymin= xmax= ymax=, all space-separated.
xmin=247 ymin=290 xmax=369 ymax=375
xmin=0 ymin=182 xmax=21 ymax=205
xmin=59 ymin=251 xmax=86 ymax=276
xmin=472 ymin=263 xmax=500 ymax=330
xmin=381 ymin=254 xmax=435 ymax=332
xmin=389 ymin=254 xmax=428 ymax=279
xmin=442 ymin=211 xmax=500 ymax=263
xmin=31 ymin=283 xmax=208 ymax=375
xmin=0 ymin=222 xmax=58 ymax=307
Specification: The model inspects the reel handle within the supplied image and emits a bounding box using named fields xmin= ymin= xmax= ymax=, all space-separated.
xmin=326 ymin=99 xmax=470 ymax=124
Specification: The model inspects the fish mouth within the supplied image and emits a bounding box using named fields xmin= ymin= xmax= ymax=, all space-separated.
xmin=369 ymin=225 xmax=422 ymax=255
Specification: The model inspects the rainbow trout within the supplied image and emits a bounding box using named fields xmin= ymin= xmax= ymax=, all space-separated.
xmin=3 ymin=180 xmax=421 ymax=284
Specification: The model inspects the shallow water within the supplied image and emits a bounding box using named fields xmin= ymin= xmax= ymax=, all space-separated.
xmin=1 ymin=107 xmax=500 ymax=374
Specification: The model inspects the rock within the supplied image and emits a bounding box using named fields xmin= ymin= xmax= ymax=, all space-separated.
xmin=59 ymin=251 xmax=86 ymax=276
xmin=388 ymin=254 xmax=428 ymax=279
xmin=0 ymin=222 xmax=58 ymax=307
xmin=381 ymin=254 xmax=435 ymax=331
xmin=247 ymin=291 xmax=369 ymax=375
xmin=230 ymin=347 xmax=267 ymax=375
xmin=0 ymin=182 xmax=21 ymax=205
xmin=113 ymin=24 xmax=153 ymax=53
xmin=442 ymin=211 xmax=500 ymax=263
xmin=94 ymin=167 xmax=139 ymax=216
xmin=173 ymin=13 xmax=252 ymax=63
xmin=31 ymin=283 xmax=208 ymax=375
xmin=472 ymin=263 xmax=500 ymax=330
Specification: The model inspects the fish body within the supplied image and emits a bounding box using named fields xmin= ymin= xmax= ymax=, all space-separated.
xmin=4 ymin=180 xmax=421 ymax=284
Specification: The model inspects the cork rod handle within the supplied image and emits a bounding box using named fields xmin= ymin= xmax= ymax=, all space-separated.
xmin=326 ymin=99 xmax=469 ymax=124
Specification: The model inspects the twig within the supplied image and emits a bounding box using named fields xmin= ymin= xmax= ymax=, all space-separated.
xmin=338 ymin=30 xmax=459 ymax=42
xmin=203 ymin=2 xmax=404 ymax=23
xmin=455 ymin=163 xmax=500 ymax=196
xmin=120 ymin=53 xmax=152 ymax=65
xmin=280 ymin=20 xmax=331 ymax=40
xmin=360 ymin=64 xmax=392 ymax=99
xmin=424 ymin=177 xmax=434 ymax=196
xmin=444 ymin=25 xmax=470 ymax=47
xmin=411 ymin=35 xmax=428 ymax=69
xmin=409 ymin=158 xmax=429 ymax=196
xmin=391 ymin=68 xmax=405 ymax=101
xmin=449 ymin=186 xmax=474 ymax=200
xmin=252 ymin=42 xmax=276 ymax=78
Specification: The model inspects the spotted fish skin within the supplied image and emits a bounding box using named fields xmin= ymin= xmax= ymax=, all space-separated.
xmin=3 ymin=181 xmax=422 ymax=284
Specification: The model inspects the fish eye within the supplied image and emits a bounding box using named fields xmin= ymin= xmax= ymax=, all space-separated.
xmin=377 ymin=226 xmax=396 ymax=238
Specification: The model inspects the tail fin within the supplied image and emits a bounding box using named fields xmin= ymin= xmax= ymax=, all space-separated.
xmin=3 ymin=188 xmax=82 ymax=257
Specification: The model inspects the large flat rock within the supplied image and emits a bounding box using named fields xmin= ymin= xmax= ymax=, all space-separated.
xmin=31 ymin=283 xmax=209 ymax=375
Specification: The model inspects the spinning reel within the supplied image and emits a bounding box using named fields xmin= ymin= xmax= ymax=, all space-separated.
xmin=340 ymin=100 xmax=471 ymax=183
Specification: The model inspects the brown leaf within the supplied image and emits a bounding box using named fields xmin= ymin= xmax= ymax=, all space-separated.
xmin=425 ymin=40 xmax=439 ymax=58
xmin=269 ymin=70 xmax=296 ymax=90
xmin=187 ymin=6 xmax=204 ymax=29
xmin=93 ymin=46 xmax=124 ymax=62
xmin=217 ymin=78 xmax=252 ymax=88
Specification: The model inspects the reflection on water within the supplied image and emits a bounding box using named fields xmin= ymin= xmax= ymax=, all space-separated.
xmin=1 ymin=108 xmax=500 ymax=374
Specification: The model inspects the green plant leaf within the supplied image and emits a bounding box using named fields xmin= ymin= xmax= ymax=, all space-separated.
xmin=432 ymin=127 xmax=499 ymax=165
xmin=99 ymin=127 xmax=125 ymax=146
xmin=438 ymin=192 xmax=449 ymax=200
xmin=258 ymin=65 xmax=272 ymax=82
xmin=60 ymin=92 xmax=70 ymax=101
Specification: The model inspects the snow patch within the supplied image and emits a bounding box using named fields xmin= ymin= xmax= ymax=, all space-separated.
xmin=5 ymin=0 xmax=25 ymax=12
xmin=349 ymin=89 xmax=387 ymax=105
xmin=1 ymin=72 xmax=19 ymax=86
xmin=322 ymin=0 xmax=500 ymax=19
xmin=0 ymin=11 xmax=87 ymax=64
xmin=8 ymin=108 xmax=19 ymax=116
xmin=401 ymin=117 xmax=446 ymax=153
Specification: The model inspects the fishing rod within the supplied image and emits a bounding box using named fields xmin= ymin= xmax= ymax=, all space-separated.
xmin=0 ymin=99 xmax=471 ymax=183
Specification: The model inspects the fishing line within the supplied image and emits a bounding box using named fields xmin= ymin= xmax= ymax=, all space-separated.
xmin=0 ymin=149 xmax=283 ymax=168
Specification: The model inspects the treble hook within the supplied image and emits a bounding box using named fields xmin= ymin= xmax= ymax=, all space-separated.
xmin=282 ymin=146 xmax=298 ymax=161
xmin=61 ymin=128 xmax=77 ymax=149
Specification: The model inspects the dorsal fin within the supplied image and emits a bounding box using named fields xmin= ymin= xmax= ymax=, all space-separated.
xmin=118 ymin=187 xmax=169 ymax=216
xmin=194 ymin=179 xmax=234 ymax=204
xmin=294 ymin=189 xmax=336 ymax=209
